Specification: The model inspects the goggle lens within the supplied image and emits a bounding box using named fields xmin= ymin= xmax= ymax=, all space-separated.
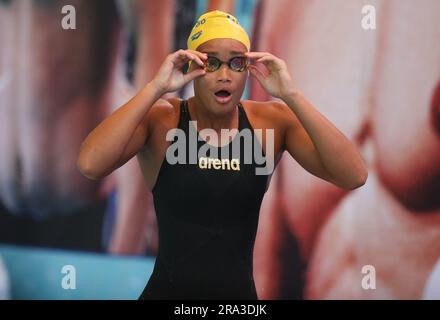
xmin=205 ymin=56 xmax=248 ymax=72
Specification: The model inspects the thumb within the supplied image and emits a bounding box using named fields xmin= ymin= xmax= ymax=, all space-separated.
xmin=184 ymin=68 xmax=206 ymax=83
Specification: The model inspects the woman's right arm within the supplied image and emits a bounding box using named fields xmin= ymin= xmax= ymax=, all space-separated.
xmin=77 ymin=49 xmax=207 ymax=180
xmin=77 ymin=82 xmax=165 ymax=180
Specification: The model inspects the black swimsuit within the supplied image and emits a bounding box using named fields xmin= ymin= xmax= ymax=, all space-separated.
xmin=139 ymin=100 xmax=269 ymax=300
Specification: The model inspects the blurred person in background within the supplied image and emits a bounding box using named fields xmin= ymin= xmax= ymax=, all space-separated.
xmin=0 ymin=0 xmax=173 ymax=253
xmin=0 ymin=0 xmax=122 ymax=250
xmin=251 ymin=0 xmax=440 ymax=299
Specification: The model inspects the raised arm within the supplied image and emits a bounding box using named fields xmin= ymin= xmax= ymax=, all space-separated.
xmin=246 ymin=51 xmax=368 ymax=189
xmin=77 ymin=49 xmax=207 ymax=180
xmin=76 ymin=82 xmax=164 ymax=180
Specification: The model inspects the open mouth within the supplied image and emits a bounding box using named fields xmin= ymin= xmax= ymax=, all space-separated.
xmin=215 ymin=90 xmax=231 ymax=98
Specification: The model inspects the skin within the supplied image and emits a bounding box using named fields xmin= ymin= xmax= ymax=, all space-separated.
xmin=207 ymin=0 xmax=235 ymax=13
xmin=252 ymin=0 xmax=377 ymax=298
xmin=108 ymin=0 xmax=174 ymax=255
xmin=108 ymin=0 xmax=235 ymax=256
xmin=78 ymin=37 xmax=367 ymax=297
xmin=308 ymin=0 xmax=440 ymax=299
xmin=78 ymin=38 xmax=366 ymax=190
xmin=0 ymin=0 xmax=121 ymax=218
xmin=252 ymin=0 xmax=440 ymax=299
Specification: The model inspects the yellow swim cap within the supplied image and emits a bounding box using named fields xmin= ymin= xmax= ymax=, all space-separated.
xmin=187 ymin=10 xmax=250 ymax=51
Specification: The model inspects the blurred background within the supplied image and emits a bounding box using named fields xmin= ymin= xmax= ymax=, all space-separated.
xmin=0 ymin=0 xmax=438 ymax=299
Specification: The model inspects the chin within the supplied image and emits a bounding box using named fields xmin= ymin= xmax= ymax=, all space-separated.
xmin=214 ymin=99 xmax=239 ymax=113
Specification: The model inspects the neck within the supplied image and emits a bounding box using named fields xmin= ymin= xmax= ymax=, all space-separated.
xmin=189 ymin=96 xmax=239 ymax=133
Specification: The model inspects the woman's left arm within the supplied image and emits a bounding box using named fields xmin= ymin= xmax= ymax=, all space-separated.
xmin=246 ymin=51 xmax=368 ymax=189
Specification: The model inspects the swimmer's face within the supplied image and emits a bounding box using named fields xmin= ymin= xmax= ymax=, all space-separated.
xmin=191 ymin=38 xmax=249 ymax=115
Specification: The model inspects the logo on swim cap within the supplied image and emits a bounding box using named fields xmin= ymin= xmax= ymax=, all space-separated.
xmin=191 ymin=31 xmax=202 ymax=41
xmin=187 ymin=10 xmax=250 ymax=51
xmin=226 ymin=15 xmax=238 ymax=24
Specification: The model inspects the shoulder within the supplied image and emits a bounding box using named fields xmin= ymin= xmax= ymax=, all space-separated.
xmin=240 ymin=99 xmax=298 ymax=129
xmin=145 ymin=97 xmax=182 ymax=133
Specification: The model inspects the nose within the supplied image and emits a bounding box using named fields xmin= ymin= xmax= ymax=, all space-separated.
xmin=216 ymin=64 xmax=231 ymax=83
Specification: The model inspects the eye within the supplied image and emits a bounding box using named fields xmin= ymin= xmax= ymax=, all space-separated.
xmin=230 ymin=57 xmax=247 ymax=71
xmin=206 ymin=57 xmax=221 ymax=72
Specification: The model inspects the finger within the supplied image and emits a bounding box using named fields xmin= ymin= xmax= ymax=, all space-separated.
xmin=248 ymin=64 xmax=265 ymax=76
xmin=257 ymin=55 xmax=280 ymax=65
xmin=257 ymin=56 xmax=272 ymax=62
xmin=189 ymin=54 xmax=205 ymax=67
xmin=186 ymin=49 xmax=208 ymax=60
xmin=175 ymin=51 xmax=204 ymax=67
xmin=184 ymin=51 xmax=208 ymax=67
xmin=184 ymin=68 xmax=206 ymax=83
xmin=247 ymin=65 xmax=265 ymax=83
xmin=256 ymin=56 xmax=283 ymax=72
xmin=245 ymin=51 xmax=271 ymax=60
xmin=249 ymin=62 xmax=269 ymax=75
